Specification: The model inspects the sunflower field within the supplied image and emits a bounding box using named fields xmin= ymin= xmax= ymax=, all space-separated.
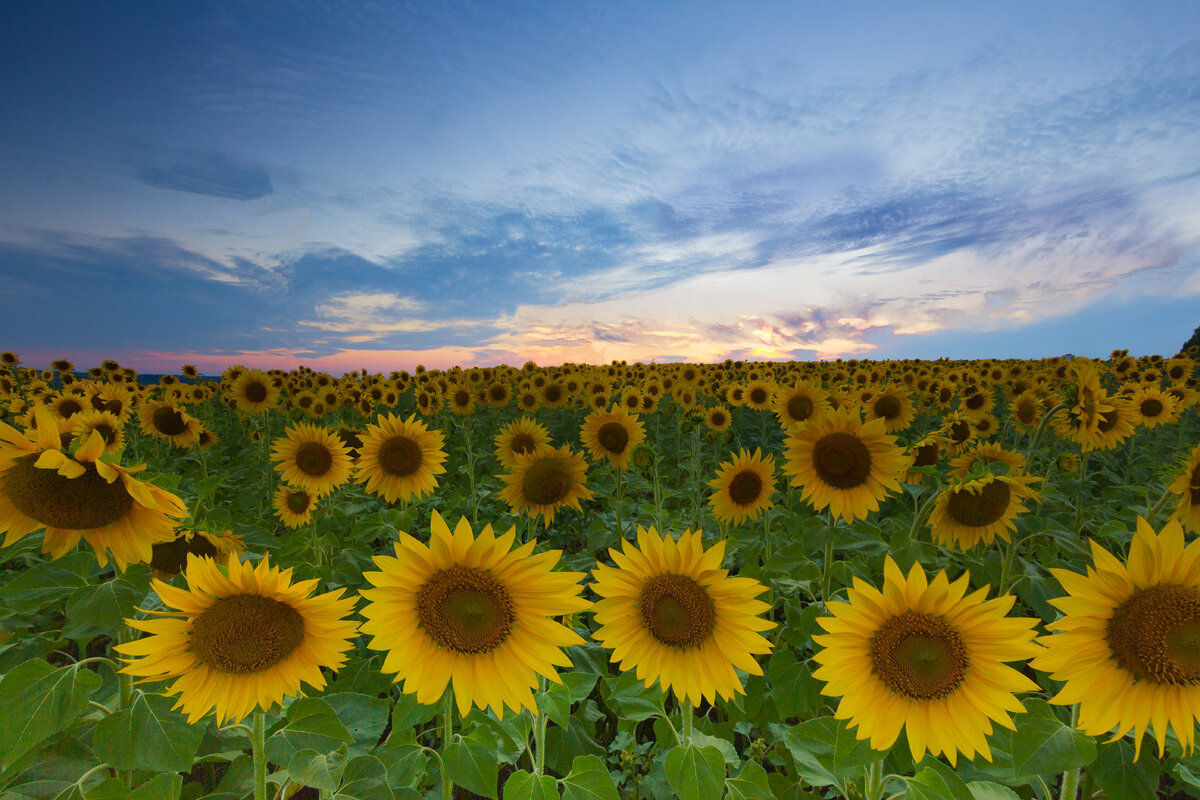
xmin=2 ymin=350 xmax=1200 ymax=800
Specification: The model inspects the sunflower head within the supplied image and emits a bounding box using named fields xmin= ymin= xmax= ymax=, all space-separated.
xmin=355 ymin=413 xmax=447 ymax=504
xmin=707 ymin=448 xmax=777 ymax=526
xmin=589 ymin=526 xmax=775 ymax=707
xmin=148 ymin=528 xmax=245 ymax=578
xmin=498 ymin=445 xmax=594 ymax=527
xmin=813 ymin=557 xmax=1041 ymax=766
xmin=359 ymin=512 xmax=590 ymax=719
xmin=117 ymin=553 xmax=358 ymax=725
xmin=580 ymin=408 xmax=646 ymax=470
xmin=928 ymin=472 xmax=1041 ymax=551
xmin=493 ymin=416 xmax=552 ymax=470
xmin=270 ymin=422 xmax=353 ymax=497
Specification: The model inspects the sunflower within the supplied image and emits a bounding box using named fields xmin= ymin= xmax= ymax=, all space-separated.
xmin=743 ymin=380 xmax=775 ymax=411
xmin=782 ymin=408 xmax=907 ymax=524
xmin=0 ymin=408 xmax=188 ymax=569
xmin=812 ymin=557 xmax=1041 ymax=766
xmin=274 ymin=484 xmax=317 ymax=528
xmin=773 ymin=379 xmax=829 ymax=430
xmin=580 ymin=408 xmax=645 ymax=471
xmin=1168 ymin=443 xmax=1200 ymax=534
xmin=947 ymin=441 xmax=1026 ymax=479
xmin=446 ymin=383 xmax=476 ymax=416
xmin=226 ymin=368 xmax=280 ymax=415
xmin=1008 ymin=390 xmax=1043 ymax=429
xmin=589 ymin=526 xmax=775 ymax=707
xmin=493 ymin=417 xmax=552 ymax=470
xmin=48 ymin=392 xmax=87 ymax=422
xmin=1032 ymin=517 xmax=1200 ymax=759
xmin=927 ymin=473 xmax=1041 ymax=551
xmin=195 ymin=427 xmax=219 ymax=451
xmin=359 ymin=512 xmax=590 ymax=719
xmin=116 ymin=553 xmax=358 ymax=725
xmin=147 ymin=527 xmax=245 ymax=579
xmin=904 ymin=433 xmax=945 ymax=485
xmin=138 ymin=401 xmax=202 ymax=448
xmin=1053 ymin=361 xmax=1116 ymax=452
xmin=1130 ymin=386 xmax=1177 ymax=429
xmin=1087 ymin=396 xmax=1138 ymax=451
xmin=355 ymin=413 xmax=447 ymax=504
xmin=708 ymin=448 xmax=776 ymax=526
xmin=70 ymin=409 xmax=125 ymax=455
xmin=270 ymin=423 xmax=353 ymax=497
xmin=939 ymin=411 xmax=977 ymax=456
xmin=865 ymin=386 xmax=915 ymax=434
xmin=704 ymin=406 xmax=732 ymax=432
xmin=498 ymin=445 xmax=593 ymax=527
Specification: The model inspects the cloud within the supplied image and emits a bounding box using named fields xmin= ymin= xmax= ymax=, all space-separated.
xmin=120 ymin=141 xmax=273 ymax=200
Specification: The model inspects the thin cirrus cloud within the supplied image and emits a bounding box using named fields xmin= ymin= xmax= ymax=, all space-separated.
xmin=119 ymin=141 xmax=274 ymax=201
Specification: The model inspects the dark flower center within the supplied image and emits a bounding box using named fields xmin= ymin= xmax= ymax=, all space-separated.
xmin=1107 ymin=584 xmax=1200 ymax=685
xmin=191 ymin=594 xmax=305 ymax=674
xmin=870 ymin=611 xmax=968 ymax=699
xmin=728 ymin=470 xmax=764 ymax=506
xmin=4 ymin=455 xmax=133 ymax=529
xmin=639 ymin=574 xmax=715 ymax=649
xmin=522 ymin=457 xmax=573 ymax=505
xmin=417 ymin=565 xmax=514 ymax=654
xmin=380 ymin=436 xmax=422 ymax=476
xmin=812 ymin=432 xmax=872 ymax=489
xmin=597 ymin=422 xmax=630 ymax=455
xmin=946 ymin=480 xmax=1012 ymax=528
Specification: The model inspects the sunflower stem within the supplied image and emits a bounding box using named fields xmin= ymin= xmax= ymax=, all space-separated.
xmin=613 ymin=463 xmax=624 ymax=540
xmin=460 ymin=418 xmax=479 ymax=529
xmin=761 ymin=507 xmax=775 ymax=621
xmin=1072 ymin=452 xmax=1090 ymax=536
xmin=680 ymin=701 xmax=693 ymax=746
xmin=907 ymin=491 xmax=939 ymax=542
xmin=1024 ymin=401 xmax=1068 ymax=472
xmin=252 ymin=708 xmax=267 ymax=800
xmin=534 ymin=677 xmax=548 ymax=776
xmin=998 ymin=535 xmax=1018 ymax=595
xmin=116 ymin=626 xmax=132 ymax=711
xmin=1058 ymin=706 xmax=1081 ymax=800
xmin=1147 ymin=485 xmax=1174 ymax=525
xmin=651 ymin=462 xmax=664 ymax=533
xmin=441 ymin=689 xmax=455 ymax=799
xmin=821 ymin=515 xmax=837 ymax=609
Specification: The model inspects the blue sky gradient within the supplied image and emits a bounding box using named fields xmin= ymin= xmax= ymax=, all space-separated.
xmin=2 ymin=1 xmax=1198 ymax=372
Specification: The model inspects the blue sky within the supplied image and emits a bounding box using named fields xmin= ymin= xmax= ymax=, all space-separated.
xmin=2 ymin=0 xmax=1198 ymax=373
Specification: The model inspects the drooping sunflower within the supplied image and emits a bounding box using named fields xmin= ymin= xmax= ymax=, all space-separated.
xmin=1009 ymin=390 xmax=1044 ymax=429
xmin=782 ymin=408 xmax=907 ymax=523
xmin=498 ymin=445 xmax=593 ymax=527
xmin=1032 ymin=517 xmax=1200 ymax=759
xmin=0 ymin=408 xmax=188 ymax=569
xmin=589 ymin=526 xmax=775 ymax=707
xmin=274 ymin=484 xmax=317 ymax=528
xmin=1168 ymin=443 xmax=1200 ymax=534
xmin=226 ymin=368 xmax=280 ymax=415
xmin=928 ymin=472 xmax=1042 ymax=551
xmin=707 ymin=448 xmax=776 ymax=526
xmin=903 ymin=433 xmax=946 ymax=485
xmin=270 ymin=423 xmax=353 ymax=497
xmin=580 ymin=407 xmax=645 ymax=471
xmin=359 ymin=512 xmax=590 ymax=719
xmin=138 ymin=401 xmax=202 ymax=448
xmin=355 ymin=413 xmax=447 ymax=504
xmin=1052 ymin=360 xmax=1116 ymax=452
xmin=493 ymin=416 xmax=552 ymax=470
xmin=147 ymin=527 xmax=245 ymax=579
xmin=940 ymin=411 xmax=978 ymax=456
xmin=812 ymin=557 xmax=1041 ymax=766
xmin=116 ymin=553 xmax=358 ymax=725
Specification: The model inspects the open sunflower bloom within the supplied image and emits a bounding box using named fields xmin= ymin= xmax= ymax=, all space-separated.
xmin=355 ymin=413 xmax=447 ymax=504
xmin=707 ymin=448 xmax=776 ymax=526
xmin=117 ymin=553 xmax=359 ymax=725
xmin=812 ymin=557 xmax=1041 ymax=766
xmin=0 ymin=407 xmax=188 ymax=569
xmin=1032 ymin=517 xmax=1200 ymax=759
xmin=360 ymin=511 xmax=590 ymax=719
xmin=589 ymin=526 xmax=775 ymax=707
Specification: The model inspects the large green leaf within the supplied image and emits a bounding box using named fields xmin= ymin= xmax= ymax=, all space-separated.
xmin=971 ymin=699 xmax=1096 ymax=785
xmin=83 ymin=772 xmax=183 ymax=800
xmin=599 ymin=671 xmax=665 ymax=722
xmin=560 ymin=754 xmax=619 ymax=800
xmin=1087 ymin=740 xmax=1162 ymax=800
xmin=287 ymin=745 xmax=348 ymax=792
xmin=0 ymin=563 xmax=88 ymax=615
xmin=92 ymin=691 xmax=205 ymax=773
xmin=770 ymin=717 xmax=877 ymax=788
xmin=904 ymin=760 xmax=973 ymax=800
xmin=334 ymin=754 xmax=396 ymax=800
xmin=504 ymin=770 xmax=562 ymax=800
xmin=444 ymin=735 xmax=499 ymax=799
xmin=724 ymin=760 xmax=775 ymax=800
xmin=64 ymin=566 xmax=151 ymax=632
xmin=0 ymin=660 xmax=102 ymax=771
xmin=265 ymin=698 xmax=354 ymax=766
xmin=664 ymin=744 xmax=725 ymax=800
xmin=321 ymin=692 xmax=390 ymax=752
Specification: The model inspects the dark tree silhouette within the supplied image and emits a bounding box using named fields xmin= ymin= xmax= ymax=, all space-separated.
xmin=1183 ymin=325 xmax=1200 ymax=357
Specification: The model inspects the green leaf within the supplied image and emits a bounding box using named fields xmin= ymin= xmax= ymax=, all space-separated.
xmin=600 ymin=671 xmax=665 ymax=722
xmin=288 ymin=745 xmax=348 ymax=792
xmin=904 ymin=760 xmax=973 ymax=800
xmin=1007 ymin=699 xmax=1096 ymax=778
xmin=539 ymin=672 xmax=601 ymax=728
xmin=1087 ymin=739 xmax=1162 ymax=800
xmin=560 ymin=754 xmax=619 ymax=800
xmin=322 ymin=693 xmax=389 ymax=751
xmin=504 ymin=770 xmax=562 ymax=800
xmin=689 ymin=731 xmax=738 ymax=766
xmin=724 ymin=760 xmax=775 ymax=800
xmin=374 ymin=743 xmax=427 ymax=789
xmin=766 ymin=649 xmax=819 ymax=719
xmin=0 ymin=660 xmax=102 ymax=771
xmin=444 ymin=736 xmax=499 ymax=799
xmin=265 ymin=698 xmax=354 ymax=766
xmin=92 ymin=691 xmax=204 ymax=773
xmin=770 ymin=717 xmax=877 ymax=788
xmin=965 ymin=782 xmax=1021 ymax=800
xmin=64 ymin=566 xmax=152 ymax=632
xmin=664 ymin=744 xmax=725 ymax=800
xmin=1 ymin=564 xmax=87 ymax=614
xmin=335 ymin=754 xmax=396 ymax=800
xmin=386 ymin=691 xmax=439 ymax=735
xmin=84 ymin=772 xmax=183 ymax=800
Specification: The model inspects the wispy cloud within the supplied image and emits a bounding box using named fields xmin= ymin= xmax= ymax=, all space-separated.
xmin=120 ymin=141 xmax=273 ymax=201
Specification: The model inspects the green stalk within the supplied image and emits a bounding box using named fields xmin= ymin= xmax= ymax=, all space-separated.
xmin=252 ymin=709 xmax=267 ymax=800
xmin=534 ymin=677 xmax=548 ymax=776
xmin=998 ymin=535 xmax=1018 ymax=594
xmin=613 ymin=464 xmax=624 ymax=540
xmin=761 ymin=507 xmax=775 ymax=621
xmin=1059 ymin=706 xmax=1081 ymax=800
xmin=680 ymin=701 xmax=694 ymax=746
xmin=821 ymin=515 xmax=837 ymax=609
xmin=1147 ymin=486 xmax=1175 ymax=524
xmin=460 ymin=419 xmax=478 ymax=529
xmin=1072 ymin=452 xmax=1090 ymax=535
xmin=1023 ymin=401 xmax=1068 ymax=471
xmin=442 ymin=690 xmax=455 ymax=799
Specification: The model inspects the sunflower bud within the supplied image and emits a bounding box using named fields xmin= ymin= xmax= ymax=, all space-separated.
xmin=630 ymin=442 xmax=657 ymax=476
